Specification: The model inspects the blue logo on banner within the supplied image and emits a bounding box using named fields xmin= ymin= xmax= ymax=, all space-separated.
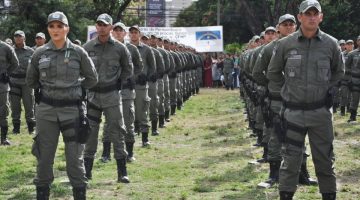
xmin=196 ymin=31 xmax=221 ymax=40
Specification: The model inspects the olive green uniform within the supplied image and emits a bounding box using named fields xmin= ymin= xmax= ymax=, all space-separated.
xmin=346 ymin=48 xmax=360 ymax=118
xmin=223 ymin=57 xmax=234 ymax=89
xmin=157 ymin=47 xmax=172 ymax=121
xmin=267 ymin=29 xmax=344 ymax=193
xmin=26 ymin=39 xmax=98 ymax=188
xmin=10 ymin=45 xmax=35 ymax=133
xmin=0 ymin=41 xmax=19 ymax=145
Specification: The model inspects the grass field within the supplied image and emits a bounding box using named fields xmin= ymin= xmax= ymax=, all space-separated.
xmin=0 ymin=88 xmax=359 ymax=199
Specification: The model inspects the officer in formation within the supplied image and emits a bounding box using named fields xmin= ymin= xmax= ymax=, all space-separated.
xmin=10 ymin=30 xmax=36 ymax=135
xmin=26 ymin=11 xmax=98 ymax=199
xmin=266 ymin=1 xmax=343 ymax=199
xmin=0 ymin=36 xmax=19 ymax=145
xmin=33 ymin=32 xmax=46 ymax=50
xmin=82 ymin=13 xmax=132 ymax=184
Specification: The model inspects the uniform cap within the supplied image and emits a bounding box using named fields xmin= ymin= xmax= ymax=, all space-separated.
xmin=299 ymin=0 xmax=322 ymax=13
xmin=47 ymin=11 xmax=68 ymax=26
xmin=278 ymin=14 xmax=296 ymax=24
xmin=113 ymin=22 xmax=127 ymax=31
xmin=252 ymin=35 xmax=260 ymax=41
xmin=14 ymin=30 xmax=25 ymax=37
xmin=338 ymin=39 xmax=345 ymax=45
xmin=346 ymin=40 xmax=354 ymax=44
xmin=357 ymin=36 xmax=360 ymax=41
xmin=163 ymin=38 xmax=170 ymax=42
xmin=97 ymin=13 xmax=113 ymax=25
xmin=150 ymin=34 xmax=157 ymax=38
xmin=141 ymin=35 xmax=149 ymax=39
xmin=260 ymin=31 xmax=265 ymax=38
xmin=129 ymin=25 xmax=140 ymax=32
xmin=265 ymin=26 xmax=276 ymax=33
xmin=35 ymin=32 xmax=46 ymax=39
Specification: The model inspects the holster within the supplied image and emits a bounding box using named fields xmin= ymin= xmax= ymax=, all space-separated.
xmin=77 ymin=102 xmax=91 ymax=144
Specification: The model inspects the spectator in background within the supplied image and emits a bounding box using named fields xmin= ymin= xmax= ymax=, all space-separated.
xmin=203 ymin=53 xmax=212 ymax=88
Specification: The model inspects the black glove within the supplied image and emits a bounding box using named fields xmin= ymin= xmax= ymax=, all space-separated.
xmin=325 ymin=87 xmax=336 ymax=109
xmin=116 ymin=78 xmax=122 ymax=90
xmin=124 ymin=77 xmax=135 ymax=90
xmin=77 ymin=104 xmax=90 ymax=144
xmin=137 ymin=73 xmax=147 ymax=85
xmin=0 ymin=73 xmax=9 ymax=83
xmin=34 ymin=88 xmax=42 ymax=104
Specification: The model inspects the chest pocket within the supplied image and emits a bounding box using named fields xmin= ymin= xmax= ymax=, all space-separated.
xmin=285 ymin=57 xmax=301 ymax=80
xmin=107 ymin=59 xmax=120 ymax=78
xmin=38 ymin=59 xmax=52 ymax=82
xmin=66 ymin=59 xmax=80 ymax=82
xmin=317 ymin=60 xmax=330 ymax=82
xmin=354 ymin=56 xmax=360 ymax=67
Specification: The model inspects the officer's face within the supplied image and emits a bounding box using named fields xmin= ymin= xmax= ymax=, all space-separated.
xmin=47 ymin=21 xmax=69 ymax=42
xmin=150 ymin=37 xmax=157 ymax=46
xmin=278 ymin=20 xmax=297 ymax=37
xmin=264 ymin=31 xmax=277 ymax=43
xmin=129 ymin=29 xmax=140 ymax=43
xmin=112 ymin=27 xmax=126 ymax=41
xmin=35 ymin=37 xmax=46 ymax=47
xmin=157 ymin=39 xmax=163 ymax=47
xmin=298 ymin=8 xmax=323 ymax=32
xmin=345 ymin=43 xmax=354 ymax=51
xmin=340 ymin=44 xmax=346 ymax=51
xmin=14 ymin=35 xmax=25 ymax=46
xmin=96 ymin=22 xmax=112 ymax=37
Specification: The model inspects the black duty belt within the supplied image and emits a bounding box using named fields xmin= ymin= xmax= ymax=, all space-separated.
xmin=89 ymin=84 xmax=118 ymax=93
xmin=351 ymin=73 xmax=360 ymax=78
xmin=9 ymin=73 xmax=26 ymax=78
xmin=268 ymin=93 xmax=282 ymax=101
xmin=40 ymin=96 xmax=80 ymax=107
xmin=284 ymin=100 xmax=325 ymax=110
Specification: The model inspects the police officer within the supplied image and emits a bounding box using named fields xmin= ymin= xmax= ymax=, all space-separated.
xmin=83 ymin=13 xmax=132 ymax=183
xmin=346 ymin=37 xmax=360 ymax=122
xmin=10 ymin=30 xmax=36 ymax=134
xmin=339 ymin=39 xmax=354 ymax=115
xmin=164 ymin=39 xmax=178 ymax=116
xmin=267 ymin=1 xmax=343 ymax=199
xmin=0 ymin=39 xmax=19 ymax=145
xmin=223 ymin=53 xmax=235 ymax=90
xmin=26 ymin=11 xmax=98 ymax=199
xmin=338 ymin=39 xmax=346 ymax=52
xmin=33 ymin=32 xmax=46 ymax=50
xmin=129 ymin=25 xmax=156 ymax=146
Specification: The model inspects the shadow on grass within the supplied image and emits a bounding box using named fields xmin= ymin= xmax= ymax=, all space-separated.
xmin=193 ymin=165 xmax=260 ymax=193
xmin=221 ymin=190 xmax=267 ymax=200
xmin=196 ymin=150 xmax=253 ymax=169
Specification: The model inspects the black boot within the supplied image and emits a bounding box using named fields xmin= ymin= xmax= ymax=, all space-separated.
xmin=13 ymin=121 xmax=20 ymax=134
xmin=72 ymin=187 xmax=86 ymax=200
xmin=346 ymin=104 xmax=351 ymax=113
xmin=257 ymin=144 xmax=268 ymax=163
xmin=100 ymin=142 xmax=111 ymax=163
xmin=279 ymin=191 xmax=294 ymax=200
xmin=1 ymin=126 xmax=11 ymax=145
xmin=126 ymin=142 xmax=136 ymax=162
xmin=27 ymin=121 xmax=35 ymax=134
xmin=116 ymin=158 xmax=130 ymax=183
xmin=36 ymin=186 xmax=50 ymax=200
xmin=322 ymin=193 xmax=336 ymax=200
xmin=266 ymin=161 xmax=280 ymax=184
xmin=142 ymin=132 xmax=150 ymax=147
xmin=177 ymin=101 xmax=182 ymax=110
xmin=299 ymin=157 xmax=318 ymax=185
xmin=196 ymin=86 xmax=199 ymax=94
xmin=347 ymin=109 xmax=357 ymax=123
xmin=253 ymin=129 xmax=263 ymax=147
xmin=170 ymin=105 xmax=176 ymax=115
xmin=151 ymin=119 xmax=160 ymax=136
xmin=84 ymin=157 xmax=94 ymax=180
xmin=159 ymin=115 xmax=166 ymax=128
xmin=340 ymin=106 xmax=345 ymax=116
xmin=164 ymin=110 xmax=171 ymax=122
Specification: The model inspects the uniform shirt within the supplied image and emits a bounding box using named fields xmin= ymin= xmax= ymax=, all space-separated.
xmin=11 ymin=45 xmax=34 ymax=85
xmin=346 ymin=48 xmax=360 ymax=85
xmin=223 ymin=57 xmax=235 ymax=73
xmin=83 ymin=36 xmax=132 ymax=108
xmin=26 ymin=39 xmax=98 ymax=121
xmin=151 ymin=47 xmax=165 ymax=78
xmin=157 ymin=47 xmax=171 ymax=74
xmin=267 ymin=29 xmax=344 ymax=104
xmin=126 ymin=42 xmax=143 ymax=77
xmin=0 ymin=41 xmax=19 ymax=92
xmin=135 ymin=42 xmax=156 ymax=81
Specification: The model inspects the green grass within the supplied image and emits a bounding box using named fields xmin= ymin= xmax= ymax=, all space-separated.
xmin=1 ymin=88 xmax=360 ymax=199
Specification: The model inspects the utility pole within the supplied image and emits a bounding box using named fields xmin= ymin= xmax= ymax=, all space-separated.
xmin=217 ymin=0 xmax=220 ymax=25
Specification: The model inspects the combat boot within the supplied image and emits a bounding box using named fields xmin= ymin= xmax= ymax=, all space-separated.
xmin=299 ymin=160 xmax=318 ymax=185
xmin=72 ymin=187 xmax=86 ymax=200
xmin=347 ymin=109 xmax=357 ymax=123
xmin=256 ymin=144 xmax=268 ymax=163
xmin=100 ymin=142 xmax=111 ymax=163
xmin=36 ymin=186 xmax=50 ymax=200
xmin=332 ymin=103 xmax=338 ymax=113
xmin=84 ymin=157 xmax=94 ymax=180
xmin=279 ymin=191 xmax=294 ymax=200
xmin=1 ymin=126 xmax=11 ymax=145
xmin=170 ymin=105 xmax=176 ymax=115
xmin=159 ymin=115 xmax=166 ymax=128
xmin=164 ymin=110 xmax=171 ymax=122
xmin=151 ymin=119 xmax=160 ymax=136
xmin=253 ymin=129 xmax=263 ymax=147
xmin=177 ymin=101 xmax=182 ymax=110
xmin=322 ymin=193 xmax=336 ymax=200
xmin=116 ymin=158 xmax=130 ymax=183
xmin=267 ymin=161 xmax=280 ymax=183
xmin=340 ymin=106 xmax=345 ymax=116
xmin=142 ymin=132 xmax=150 ymax=147
xmin=27 ymin=121 xmax=36 ymax=134
xmin=12 ymin=121 xmax=20 ymax=134
xmin=126 ymin=142 xmax=136 ymax=162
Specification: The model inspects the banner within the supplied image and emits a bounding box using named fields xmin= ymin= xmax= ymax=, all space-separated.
xmin=87 ymin=26 xmax=223 ymax=53
xmin=146 ymin=0 xmax=165 ymax=27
